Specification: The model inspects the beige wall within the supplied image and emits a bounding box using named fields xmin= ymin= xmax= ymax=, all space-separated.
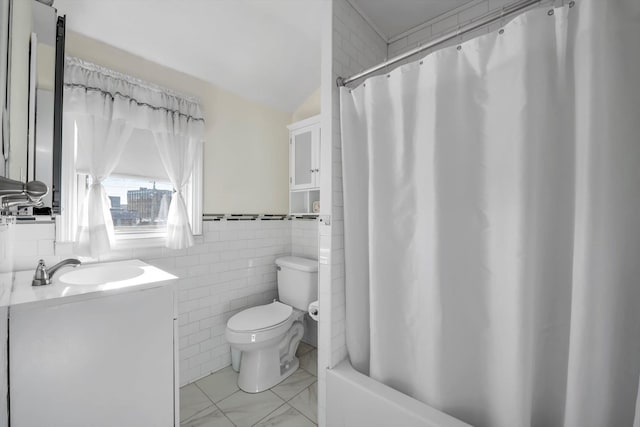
xmin=291 ymin=87 xmax=320 ymax=123
xmin=65 ymin=31 xmax=291 ymax=214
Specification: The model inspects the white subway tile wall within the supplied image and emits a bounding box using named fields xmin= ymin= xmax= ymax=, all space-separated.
xmin=13 ymin=222 xmax=58 ymax=271
xmin=10 ymin=218 xmax=318 ymax=386
xmin=291 ymin=219 xmax=319 ymax=259
xmin=292 ymin=219 xmax=320 ymax=347
xmin=322 ymin=1 xmax=387 ymax=425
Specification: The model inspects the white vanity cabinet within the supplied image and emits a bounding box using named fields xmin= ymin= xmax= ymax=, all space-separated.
xmin=9 ymin=260 xmax=178 ymax=427
xmin=289 ymin=115 xmax=321 ymax=214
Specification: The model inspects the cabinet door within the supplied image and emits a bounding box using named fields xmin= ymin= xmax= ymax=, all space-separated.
xmin=311 ymin=126 xmax=321 ymax=187
xmin=291 ymin=127 xmax=315 ymax=190
xmin=10 ymin=286 xmax=175 ymax=427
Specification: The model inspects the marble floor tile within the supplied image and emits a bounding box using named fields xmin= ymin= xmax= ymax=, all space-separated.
xmin=299 ymin=349 xmax=317 ymax=377
xmin=196 ymin=366 xmax=240 ymax=403
xmin=181 ymin=406 xmax=234 ymax=427
xmin=254 ymin=403 xmax=316 ymax=427
xmin=216 ymin=389 xmax=285 ymax=427
xmin=289 ymin=382 xmax=317 ymax=424
xmin=180 ymin=384 xmax=213 ymax=422
xmin=271 ymin=369 xmax=317 ymax=401
xmin=296 ymin=342 xmax=315 ymax=357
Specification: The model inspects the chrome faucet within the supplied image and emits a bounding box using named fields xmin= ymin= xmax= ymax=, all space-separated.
xmin=32 ymin=258 xmax=81 ymax=286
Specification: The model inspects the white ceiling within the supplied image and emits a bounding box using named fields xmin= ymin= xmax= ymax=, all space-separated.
xmin=53 ymin=0 xmax=476 ymax=113
xmin=53 ymin=0 xmax=323 ymax=113
xmin=351 ymin=0 xmax=476 ymax=41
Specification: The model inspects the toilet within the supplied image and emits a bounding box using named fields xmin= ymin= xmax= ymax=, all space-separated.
xmin=225 ymin=256 xmax=318 ymax=393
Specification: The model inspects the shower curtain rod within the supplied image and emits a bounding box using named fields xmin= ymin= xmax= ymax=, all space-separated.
xmin=337 ymin=0 xmax=557 ymax=87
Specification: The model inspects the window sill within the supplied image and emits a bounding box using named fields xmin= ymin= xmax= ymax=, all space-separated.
xmin=113 ymin=234 xmax=167 ymax=250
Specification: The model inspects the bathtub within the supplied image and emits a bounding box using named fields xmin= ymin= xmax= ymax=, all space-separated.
xmin=327 ymin=360 xmax=472 ymax=427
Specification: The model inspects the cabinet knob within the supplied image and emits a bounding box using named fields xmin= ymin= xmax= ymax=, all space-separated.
xmin=310 ymin=169 xmax=314 ymax=173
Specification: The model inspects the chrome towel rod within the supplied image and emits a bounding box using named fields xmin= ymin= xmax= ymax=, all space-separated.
xmin=0 ymin=176 xmax=48 ymax=207
xmin=337 ymin=0 xmax=561 ymax=88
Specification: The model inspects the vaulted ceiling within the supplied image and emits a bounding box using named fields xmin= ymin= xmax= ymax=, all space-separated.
xmin=54 ymin=0 xmax=324 ymax=113
xmin=53 ymin=0 xmax=475 ymax=113
xmin=352 ymin=0 xmax=476 ymax=41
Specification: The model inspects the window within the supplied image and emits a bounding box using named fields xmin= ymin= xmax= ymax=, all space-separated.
xmin=59 ymin=58 xmax=204 ymax=251
xmin=59 ymin=125 xmax=203 ymax=247
xmin=101 ymin=176 xmax=173 ymax=234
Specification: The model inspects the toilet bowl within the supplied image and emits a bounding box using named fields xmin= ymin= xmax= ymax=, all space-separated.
xmin=225 ymin=256 xmax=318 ymax=393
xmin=226 ymin=301 xmax=304 ymax=392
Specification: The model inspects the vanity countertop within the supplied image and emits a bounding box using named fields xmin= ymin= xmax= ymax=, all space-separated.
xmin=11 ymin=259 xmax=177 ymax=310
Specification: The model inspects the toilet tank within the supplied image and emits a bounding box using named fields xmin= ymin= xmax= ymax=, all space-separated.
xmin=275 ymin=256 xmax=318 ymax=311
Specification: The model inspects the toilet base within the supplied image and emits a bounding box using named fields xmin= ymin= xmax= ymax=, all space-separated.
xmin=230 ymin=311 xmax=306 ymax=393
xmin=238 ymin=351 xmax=300 ymax=393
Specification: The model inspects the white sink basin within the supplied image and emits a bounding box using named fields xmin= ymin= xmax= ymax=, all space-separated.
xmin=58 ymin=265 xmax=145 ymax=286
xmin=11 ymin=260 xmax=178 ymax=308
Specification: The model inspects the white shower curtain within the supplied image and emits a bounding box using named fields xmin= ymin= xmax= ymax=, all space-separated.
xmin=340 ymin=1 xmax=640 ymax=427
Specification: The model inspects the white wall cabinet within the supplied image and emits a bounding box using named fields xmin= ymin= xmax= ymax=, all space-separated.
xmin=289 ymin=115 xmax=321 ymax=214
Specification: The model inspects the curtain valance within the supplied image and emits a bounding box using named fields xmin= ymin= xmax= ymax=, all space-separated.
xmin=64 ymin=56 xmax=205 ymax=139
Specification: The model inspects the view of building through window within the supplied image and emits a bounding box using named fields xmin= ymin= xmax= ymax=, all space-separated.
xmin=102 ymin=176 xmax=174 ymax=233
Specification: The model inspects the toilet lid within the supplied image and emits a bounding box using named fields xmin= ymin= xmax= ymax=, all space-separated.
xmin=227 ymin=301 xmax=292 ymax=332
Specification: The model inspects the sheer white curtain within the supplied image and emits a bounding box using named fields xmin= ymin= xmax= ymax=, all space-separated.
xmin=340 ymin=1 xmax=640 ymax=427
xmin=73 ymin=113 xmax=132 ymax=257
xmin=154 ymin=123 xmax=202 ymax=250
xmin=64 ymin=60 xmax=134 ymax=256
xmin=64 ymin=57 xmax=204 ymax=253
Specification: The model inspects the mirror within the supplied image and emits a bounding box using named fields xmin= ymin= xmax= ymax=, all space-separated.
xmin=0 ymin=0 xmax=8 ymax=178
xmin=3 ymin=0 xmax=63 ymax=213
xmin=29 ymin=0 xmax=56 ymax=209
xmin=5 ymin=0 xmax=29 ymax=183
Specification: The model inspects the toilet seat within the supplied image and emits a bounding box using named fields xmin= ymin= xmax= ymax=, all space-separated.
xmin=227 ymin=301 xmax=293 ymax=332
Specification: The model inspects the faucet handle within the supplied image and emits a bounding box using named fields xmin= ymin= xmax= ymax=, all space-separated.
xmin=32 ymin=259 xmax=50 ymax=286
